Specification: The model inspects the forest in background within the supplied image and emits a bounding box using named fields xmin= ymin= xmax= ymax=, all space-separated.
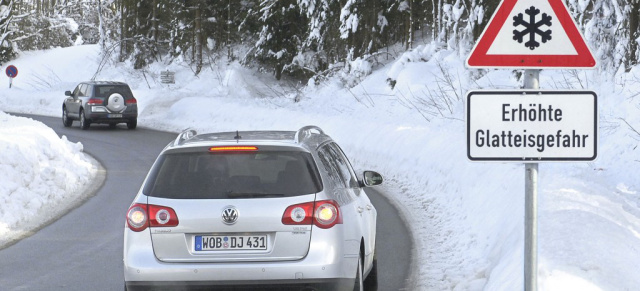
xmin=0 ymin=0 xmax=638 ymax=81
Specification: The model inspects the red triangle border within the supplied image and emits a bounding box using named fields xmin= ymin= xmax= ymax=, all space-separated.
xmin=467 ymin=0 xmax=596 ymax=68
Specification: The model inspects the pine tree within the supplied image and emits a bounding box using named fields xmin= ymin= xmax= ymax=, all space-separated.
xmin=295 ymin=0 xmax=342 ymax=74
xmin=252 ymin=0 xmax=306 ymax=80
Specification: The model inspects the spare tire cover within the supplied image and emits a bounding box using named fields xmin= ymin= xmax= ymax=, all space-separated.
xmin=107 ymin=93 xmax=125 ymax=112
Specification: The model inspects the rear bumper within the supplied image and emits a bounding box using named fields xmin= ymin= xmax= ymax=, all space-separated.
xmin=125 ymin=278 xmax=352 ymax=290
xmin=85 ymin=105 xmax=137 ymax=123
xmin=86 ymin=113 xmax=137 ymax=123
xmin=123 ymin=228 xmax=358 ymax=291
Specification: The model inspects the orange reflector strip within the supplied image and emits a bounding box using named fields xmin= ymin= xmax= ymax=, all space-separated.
xmin=209 ymin=146 xmax=258 ymax=152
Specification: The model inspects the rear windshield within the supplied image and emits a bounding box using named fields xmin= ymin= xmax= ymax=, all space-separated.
xmin=143 ymin=151 xmax=323 ymax=199
xmin=93 ymin=85 xmax=134 ymax=99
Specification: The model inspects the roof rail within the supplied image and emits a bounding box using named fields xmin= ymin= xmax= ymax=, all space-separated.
xmin=174 ymin=128 xmax=197 ymax=146
xmin=295 ymin=125 xmax=324 ymax=143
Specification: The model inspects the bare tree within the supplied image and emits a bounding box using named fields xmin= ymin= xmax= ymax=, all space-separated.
xmin=97 ymin=0 xmax=105 ymax=51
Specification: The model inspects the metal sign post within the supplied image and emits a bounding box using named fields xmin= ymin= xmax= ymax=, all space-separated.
xmin=523 ymin=69 xmax=539 ymax=291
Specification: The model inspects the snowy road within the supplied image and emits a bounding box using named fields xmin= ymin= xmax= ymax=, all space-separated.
xmin=0 ymin=114 xmax=413 ymax=290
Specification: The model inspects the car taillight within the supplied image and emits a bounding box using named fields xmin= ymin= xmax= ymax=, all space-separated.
xmin=148 ymin=204 xmax=179 ymax=227
xmin=126 ymin=204 xmax=179 ymax=232
xmin=313 ymin=200 xmax=342 ymax=229
xmin=125 ymin=98 xmax=137 ymax=105
xmin=282 ymin=200 xmax=342 ymax=229
xmin=282 ymin=202 xmax=314 ymax=225
xmin=126 ymin=204 xmax=148 ymax=232
xmin=87 ymin=98 xmax=103 ymax=105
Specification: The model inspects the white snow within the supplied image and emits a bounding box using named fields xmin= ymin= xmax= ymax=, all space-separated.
xmin=0 ymin=111 xmax=100 ymax=248
xmin=65 ymin=17 xmax=80 ymax=33
xmin=1 ymin=44 xmax=639 ymax=290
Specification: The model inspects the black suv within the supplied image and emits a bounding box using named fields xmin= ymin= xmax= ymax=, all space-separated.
xmin=62 ymin=81 xmax=138 ymax=129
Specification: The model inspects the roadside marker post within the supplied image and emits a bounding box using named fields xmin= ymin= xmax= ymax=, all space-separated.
xmin=466 ymin=0 xmax=597 ymax=290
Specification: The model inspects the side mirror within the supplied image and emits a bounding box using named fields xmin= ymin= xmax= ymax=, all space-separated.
xmin=362 ymin=171 xmax=383 ymax=187
xmin=65 ymin=90 xmax=72 ymax=97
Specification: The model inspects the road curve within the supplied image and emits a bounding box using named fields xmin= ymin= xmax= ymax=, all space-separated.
xmin=0 ymin=114 xmax=413 ymax=290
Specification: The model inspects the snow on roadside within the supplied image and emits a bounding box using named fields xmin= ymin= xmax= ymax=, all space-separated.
xmin=0 ymin=112 xmax=100 ymax=248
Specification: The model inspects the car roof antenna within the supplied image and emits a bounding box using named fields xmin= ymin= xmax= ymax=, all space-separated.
xmin=234 ymin=130 xmax=241 ymax=143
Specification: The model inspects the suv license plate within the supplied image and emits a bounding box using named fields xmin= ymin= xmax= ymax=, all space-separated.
xmin=108 ymin=114 xmax=122 ymax=118
xmin=195 ymin=235 xmax=267 ymax=251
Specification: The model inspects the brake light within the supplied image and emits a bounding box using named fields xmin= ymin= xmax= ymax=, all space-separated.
xmin=209 ymin=146 xmax=258 ymax=152
xmin=125 ymin=98 xmax=137 ymax=105
xmin=87 ymin=98 xmax=103 ymax=105
xmin=126 ymin=204 xmax=179 ymax=232
xmin=126 ymin=204 xmax=148 ymax=232
xmin=313 ymin=200 xmax=342 ymax=229
xmin=282 ymin=200 xmax=342 ymax=229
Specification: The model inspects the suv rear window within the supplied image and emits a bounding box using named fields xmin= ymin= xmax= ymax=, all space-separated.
xmin=143 ymin=151 xmax=323 ymax=199
xmin=93 ymin=85 xmax=134 ymax=99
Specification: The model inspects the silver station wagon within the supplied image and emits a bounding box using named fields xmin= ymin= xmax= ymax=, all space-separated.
xmin=123 ymin=126 xmax=383 ymax=290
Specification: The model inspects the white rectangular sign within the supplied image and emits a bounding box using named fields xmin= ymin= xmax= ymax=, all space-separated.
xmin=467 ymin=90 xmax=597 ymax=162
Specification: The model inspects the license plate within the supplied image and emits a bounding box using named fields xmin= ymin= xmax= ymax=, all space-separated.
xmin=108 ymin=114 xmax=122 ymax=118
xmin=195 ymin=235 xmax=267 ymax=251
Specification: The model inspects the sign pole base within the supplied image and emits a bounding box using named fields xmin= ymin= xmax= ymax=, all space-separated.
xmin=525 ymin=162 xmax=538 ymax=291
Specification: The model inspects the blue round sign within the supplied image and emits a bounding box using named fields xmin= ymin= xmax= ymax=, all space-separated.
xmin=6 ymin=65 xmax=18 ymax=78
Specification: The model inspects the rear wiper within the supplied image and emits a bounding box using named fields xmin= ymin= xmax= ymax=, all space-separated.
xmin=225 ymin=192 xmax=285 ymax=198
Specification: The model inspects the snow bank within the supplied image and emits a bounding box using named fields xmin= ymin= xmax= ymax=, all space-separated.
xmin=0 ymin=112 xmax=100 ymax=248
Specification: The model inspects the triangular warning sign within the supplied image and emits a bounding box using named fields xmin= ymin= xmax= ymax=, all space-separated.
xmin=466 ymin=0 xmax=596 ymax=69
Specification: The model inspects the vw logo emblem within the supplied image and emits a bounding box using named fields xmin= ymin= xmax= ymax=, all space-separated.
xmin=114 ymin=97 xmax=119 ymax=102
xmin=221 ymin=207 xmax=238 ymax=225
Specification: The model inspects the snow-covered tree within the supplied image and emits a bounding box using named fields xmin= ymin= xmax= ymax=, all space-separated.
xmin=0 ymin=0 xmax=15 ymax=63
xmin=294 ymin=0 xmax=336 ymax=74
xmin=250 ymin=0 xmax=306 ymax=80
xmin=567 ymin=0 xmax=629 ymax=73
xmin=2 ymin=0 xmax=637 ymax=80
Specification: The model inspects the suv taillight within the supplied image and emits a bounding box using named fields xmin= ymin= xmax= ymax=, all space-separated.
xmin=126 ymin=203 xmax=179 ymax=232
xmin=125 ymin=98 xmax=137 ymax=105
xmin=282 ymin=200 xmax=342 ymax=229
xmin=87 ymin=98 xmax=103 ymax=105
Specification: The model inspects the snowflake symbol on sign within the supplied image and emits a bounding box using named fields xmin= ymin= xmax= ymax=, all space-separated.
xmin=512 ymin=6 xmax=552 ymax=50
